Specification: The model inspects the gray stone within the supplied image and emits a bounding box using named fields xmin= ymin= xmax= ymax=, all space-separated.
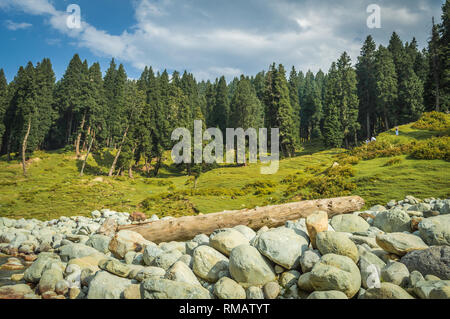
xmin=361 ymin=282 xmax=414 ymax=299
xmin=299 ymin=249 xmax=321 ymax=273
xmin=233 ymin=225 xmax=256 ymax=241
xmin=210 ymin=229 xmax=249 ymax=256
xmin=142 ymin=278 xmax=212 ymax=299
xmin=418 ymin=214 xmax=450 ymax=246
xmin=58 ymin=243 xmax=99 ymax=262
xmin=308 ymin=254 xmax=361 ymax=298
xmin=263 ymin=282 xmax=280 ymax=299
xmin=279 ymin=270 xmax=301 ymax=289
xmin=192 ymin=234 xmax=210 ymax=245
xmin=214 ymin=277 xmax=246 ymax=299
xmin=134 ymin=266 xmax=166 ymax=282
xmin=159 ymin=241 xmax=187 ymax=254
xmin=381 ymin=261 xmax=410 ymax=287
xmin=358 ymin=246 xmax=386 ymax=289
xmin=409 ymin=270 xmax=425 ymax=288
xmin=376 ymin=233 xmax=428 ymax=256
xmin=315 ymin=231 xmax=359 ymax=263
xmin=99 ymin=258 xmax=132 ymax=278
xmin=23 ymin=252 xmax=61 ymax=283
xmin=253 ymin=227 xmax=309 ymax=269
xmin=229 ymin=244 xmax=276 ymax=287
xmin=151 ymin=249 xmax=182 ymax=270
xmin=39 ymin=267 xmax=64 ymax=294
xmin=373 ymin=210 xmax=411 ymax=233
xmin=165 ymin=261 xmax=201 ymax=286
xmin=85 ymin=234 xmax=111 ymax=254
xmin=307 ymin=290 xmax=348 ymax=299
xmin=414 ymin=280 xmax=450 ymax=299
xmin=192 ymin=245 xmax=229 ymax=283
xmin=87 ymin=271 xmax=133 ymax=299
xmin=400 ymin=246 xmax=449 ymax=280
xmin=331 ymin=214 xmax=370 ymax=233
xmin=246 ymin=286 xmax=264 ymax=299
xmin=142 ymin=244 xmax=163 ymax=266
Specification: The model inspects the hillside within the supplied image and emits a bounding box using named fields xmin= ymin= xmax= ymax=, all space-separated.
xmin=0 ymin=113 xmax=449 ymax=220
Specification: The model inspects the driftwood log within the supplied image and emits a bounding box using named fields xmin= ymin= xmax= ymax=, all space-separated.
xmin=119 ymin=196 xmax=365 ymax=243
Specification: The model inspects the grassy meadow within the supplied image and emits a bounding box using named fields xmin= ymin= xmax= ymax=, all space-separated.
xmin=0 ymin=115 xmax=449 ymax=221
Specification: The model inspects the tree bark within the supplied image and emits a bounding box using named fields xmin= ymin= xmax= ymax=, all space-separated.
xmin=75 ymin=111 xmax=87 ymax=158
xmin=128 ymin=146 xmax=136 ymax=179
xmin=82 ymin=126 xmax=91 ymax=152
xmin=366 ymin=111 xmax=370 ymax=140
xmin=80 ymin=133 xmax=94 ymax=177
xmin=108 ymin=126 xmax=129 ymax=177
xmin=22 ymin=118 xmax=31 ymax=177
xmin=153 ymin=157 xmax=162 ymax=177
xmin=119 ymin=196 xmax=365 ymax=243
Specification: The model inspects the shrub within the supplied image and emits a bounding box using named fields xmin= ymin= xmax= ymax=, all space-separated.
xmin=412 ymin=112 xmax=450 ymax=132
xmin=325 ymin=164 xmax=355 ymax=178
xmin=410 ymin=136 xmax=450 ymax=161
xmin=304 ymin=165 xmax=322 ymax=174
xmin=383 ymin=157 xmax=403 ymax=166
xmin=243 ymin=180 xmax=276 ymax=195
xmin=350 ymin=140 xmax=413 ymax=160
xmin=339 ymin=155 xmax=360 ymax=165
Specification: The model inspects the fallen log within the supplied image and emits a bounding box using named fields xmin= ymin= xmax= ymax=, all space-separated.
xmin=119 ymin=196 xmax=365 ymax=243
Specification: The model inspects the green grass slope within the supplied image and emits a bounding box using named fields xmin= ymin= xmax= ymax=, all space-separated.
xmin=0 ymin=114 xmax=449 ymax=220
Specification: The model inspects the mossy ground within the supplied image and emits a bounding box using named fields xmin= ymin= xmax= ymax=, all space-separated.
xmin=0 ymin=121 xmax=449 ymax=220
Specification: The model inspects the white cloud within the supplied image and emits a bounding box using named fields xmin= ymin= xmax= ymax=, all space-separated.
xmin=4 ymin=20 xmax=32 ymax=30
xmin=0 ymin=0 xmax=444 ymax=80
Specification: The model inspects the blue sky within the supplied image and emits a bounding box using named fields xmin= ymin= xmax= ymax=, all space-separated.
xmin=0 ymin=0 xmax=445 ymax=82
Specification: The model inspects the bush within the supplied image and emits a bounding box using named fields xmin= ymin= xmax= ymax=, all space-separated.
xmin=410 ymin=136 xmax=450 ymax=161
xmin=412 ymin=112 xmax=450 ymax=132
xmin=350 ymin=140 xmax=413 ymax=160
xmin=383 ymin=157 xmax=403 ymax=166
xmin=339 ymin=155 xmax=360 ymax=165
xmin=283 ymin=163 xmax=356 ymax=199
xmin=325 ymin=164 xmax=355 ymax=178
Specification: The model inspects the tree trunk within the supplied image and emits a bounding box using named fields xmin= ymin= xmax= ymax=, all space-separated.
xmin=75 ymin=111 xmax=87 ymax=158
xmin=128 ymin=146 xmax=136 ymax=179
xmin=22 ymin=118 xmax=31 ymax=177
xmin=153 ymin=157 xmax=162 ymax=177
xmin=119 ymin=196 xmax=365 ymax=243
xmin=366 ymin=111 xmax=370 ymax=140
xmin=66 ymin=111 xmax=73 ymax=144
xmin=82 ymin=126 xmax=91 ymax=152
xmin=80 ymin=133 xmax=94 ymax=177
xmin=108 ymin=126 xmax=129 ymax=177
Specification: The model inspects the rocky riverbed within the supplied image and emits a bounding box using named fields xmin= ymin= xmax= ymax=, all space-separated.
xmin=0 ymin=195 xmax=449 ymax=299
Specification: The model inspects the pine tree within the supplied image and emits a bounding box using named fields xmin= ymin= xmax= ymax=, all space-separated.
xmin=12 ymin=63 xmax=38 ymax=176
xmin=300 ymin=71 xmax=322 ymax=140
xmin=288 ymin=67 xmax=301 ymax=144
xmin=356 ymin=35 xmax=377 ymax=139
xmin=439 ymin=0 xmax=450 ymax=111
xmin=337 ymin=52 xmax=359 ymax=147
xmin=108 ymin=80 xmax=145 ymax=176
xmin=34 ymin=58 xmax=56 ymax=150
xmin=229 ymin=75 xmax=264 ymax=130
xmin=264 ymin=64 xmax=296 ymax=157
xmin=374 ymin=46 xmax=398 ymax=130
xmin=398 ymin=66 xmax=424 ymax=123
xmin=211 ymin=76 xmax=229 ymax=133
xmin=425 ymin=18 xmax=443 ymax=112
xmin=0 ymin=69 xmax=7 ymax=151
xmin=323 ymin=62 xmax=343 ymax=147
xmin=55 ymin=54 xmax=84 ymax=147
